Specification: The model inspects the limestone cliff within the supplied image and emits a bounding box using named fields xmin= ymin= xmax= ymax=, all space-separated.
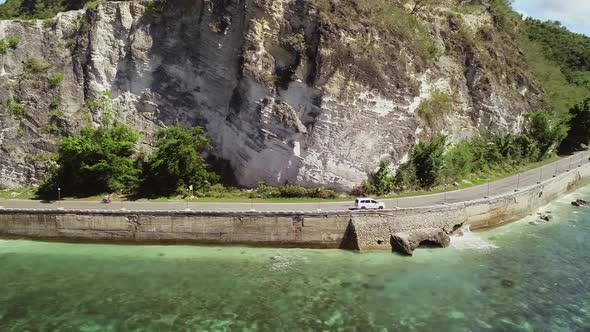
xmin=0 ymin=0 xmax=542 ymax=190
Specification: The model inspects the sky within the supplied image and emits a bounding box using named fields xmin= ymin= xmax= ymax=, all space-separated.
xmin=512 ymin=0 xmax=590 ymax=36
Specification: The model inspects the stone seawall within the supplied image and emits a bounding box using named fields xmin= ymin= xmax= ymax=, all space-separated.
xmin=1 ymin=163 xmax=589 ymax=251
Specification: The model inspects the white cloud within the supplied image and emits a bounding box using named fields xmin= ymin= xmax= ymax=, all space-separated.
xmin=538 ymin=0 xmax=590 ymax=25
xmin=513 ymin=0 xmax=590 ymax=35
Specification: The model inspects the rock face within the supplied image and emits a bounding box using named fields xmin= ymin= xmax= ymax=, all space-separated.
xmin=0 ymin=1 xmax=542 ymax=190
xmin=390 ymin=228 xmax=451 ymax=256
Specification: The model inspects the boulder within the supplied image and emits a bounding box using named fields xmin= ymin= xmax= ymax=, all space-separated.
xmin=571 ymin=199 xmax=589 ymax=207
xmin=538 ymin=214 xmax=553 ymax=222
xmin=390 ymin=229 xmax=451 ymax=256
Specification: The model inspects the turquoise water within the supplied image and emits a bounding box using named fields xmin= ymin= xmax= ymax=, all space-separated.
xmin=1 ymin=190 xmax=590 ymax=331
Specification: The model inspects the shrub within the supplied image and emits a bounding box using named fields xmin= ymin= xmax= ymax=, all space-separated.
xmin=24 ymin=57 xmax=50 ymax=75
xmin=442 ymin=140 xmax=476 ymax=180
xmin=254 ymin=182 xmax=280 ymax=199
xmin=144 ymin=0 xmax=166 ymax=16
xmin=560 ymin=98 xmax=590 ymax=152
xmin=351 ymin=183 xmax=371 ymax=197
xmin=283 ymin=33 xmax=306 ymax=53
xmin=359 ymin=0 xmax=439 ymax=63
xmin=278 ymin=185 xmax=308 ymax=198
xmin=368 ymin=160 xmax=395 ymax=195
xmin=85 ymin=91 xmax=114 ymax=127
xmin=394 ymin=163 xmax=418 ymax=190
xmin=50 ymin=97 xmax=61 ymax=109
xmin=48 ymin=72 xmax=64 ymax=88
xmin=413 ymin=135 xmax=447 ymax=188
xmin=37 ymin=124 xmax=142 ymax=198
xmin=83 ymin=0 xmax=104 ymax=10
xmin=313 ymin=188 xmax=338 ymax=199
xmin=526 ymin=110 xmax=569 ymax=157
xmin=0 ymin=40 xmax=7 ymax=55
xmin=50 ymin=109 xmax=63 ymax=119
xmin=254 ymin=183 xmax=337 ymax=199
xmin=416 ymin=90 xmax=456 ymax=128
xmin=0 ymin=35 xmax=19 ymax=55
xmin=7 ymin=98 xmax=27 ymax=117
xmin=6 ymin=36 xmax=19 ymax=49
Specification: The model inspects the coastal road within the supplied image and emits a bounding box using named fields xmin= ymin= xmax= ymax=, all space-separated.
xmin=1 ymin=151 xmax=589 ymax=212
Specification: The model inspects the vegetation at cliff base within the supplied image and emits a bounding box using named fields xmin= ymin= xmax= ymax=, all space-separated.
xmin=36 ymin=121 xmax=340 ymax=200
xmin=560 ymin=98 xmax=590 ymax=153
xmin=37 ymin=124 xmax=141 ymax=198
xmin=36 ymin=124 xmax=218 ymax=198
xmin=138 ymin=126 xmax=219 ymax=198
xmin=362 ymin=106 xmax=576 ymax=195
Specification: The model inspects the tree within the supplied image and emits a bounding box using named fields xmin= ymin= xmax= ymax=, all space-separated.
xmin=369 ymin=160 xmax=395 ymax=195
xmin=0 ymin=0 xmax=89 ymax=19
xmin=141 ymin=126 xmax=219 ymax=197
xmin=413 ymin=135 xmax=446 ymax=188
xmin=37 ymin=124 xmax=141 ymax=198
xmin=560 ymin=98 xmax=590 ymax=152
xmin=526 ymin=110 xmax=569 ymax=157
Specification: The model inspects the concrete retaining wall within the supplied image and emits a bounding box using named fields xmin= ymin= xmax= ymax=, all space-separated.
xmin=1 ymin=163 xmax=589 ymax=250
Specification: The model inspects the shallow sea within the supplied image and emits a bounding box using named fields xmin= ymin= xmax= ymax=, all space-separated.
xmin=1 ymin=188 xmax=589 ymax=331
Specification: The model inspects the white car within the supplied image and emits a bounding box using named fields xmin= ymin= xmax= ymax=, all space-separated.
xmin=355 ymin=198 xmax=385 ymax=210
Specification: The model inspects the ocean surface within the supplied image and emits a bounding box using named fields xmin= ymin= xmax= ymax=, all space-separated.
xmin=1 ymin=189 xmax=589 ymax=331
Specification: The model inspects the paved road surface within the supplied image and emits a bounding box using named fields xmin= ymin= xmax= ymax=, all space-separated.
xmin=1 ymin=151 xmax=589 ymax=212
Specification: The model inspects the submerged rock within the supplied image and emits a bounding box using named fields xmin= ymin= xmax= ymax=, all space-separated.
xmin=539 ymin=214 xmax=553 ymax=222
xmin=571 ymin=199 xmax=589 ymax=207
xmin=501 ymin=279 xmax=515 ymax=288
xmin=390 ymin=229 xmax=451 ymax=256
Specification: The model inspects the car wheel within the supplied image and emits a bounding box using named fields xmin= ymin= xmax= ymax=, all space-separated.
xmin=378 ymin=206 xmax=384 ymax=210
xmin=361 ymin=207 xmax=367 ymax=210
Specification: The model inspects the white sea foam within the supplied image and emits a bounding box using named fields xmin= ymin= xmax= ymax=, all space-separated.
xmin=450 ymin=226 xmax=499 ymax=250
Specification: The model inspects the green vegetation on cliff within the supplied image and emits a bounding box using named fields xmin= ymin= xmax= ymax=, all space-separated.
xmin=524 ymin=19 xmax=590 ymax=89
xmin=0 ymin=0 xmax=87 ymax=19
